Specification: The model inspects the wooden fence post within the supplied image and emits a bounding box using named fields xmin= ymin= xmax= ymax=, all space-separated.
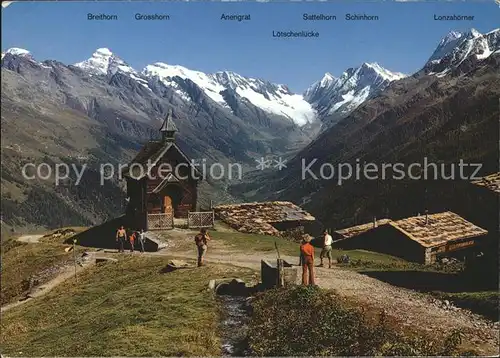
xmin=276 ymin=259 xmax=284 ymax=288
xmin=73 ymin=238 xmax=78 ymax=283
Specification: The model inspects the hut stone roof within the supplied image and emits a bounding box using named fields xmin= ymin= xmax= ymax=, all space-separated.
xmin=333 ymin=212 xmax=487 ymax=249
xmin=471 ymin=172 xmax=500 ymax=194
xmin=214 ymin=201 xmax=315 ymax=236
xmin=389 ymin=211 xmax=487 ymax=248
xmin=334 ymin=219 xmax=391 ymax=240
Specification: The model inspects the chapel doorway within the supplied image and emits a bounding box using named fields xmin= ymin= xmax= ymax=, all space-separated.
xmin=162 ymin=184 xmax=184 ymax=218
xmin=163 ymin=195 xmax=173 ymax=214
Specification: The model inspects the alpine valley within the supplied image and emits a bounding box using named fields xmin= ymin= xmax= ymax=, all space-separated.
xmin=233 ymin=27 xmax=500 ymax=231
xmin=1 ymin=27 xmax=499 ymax=233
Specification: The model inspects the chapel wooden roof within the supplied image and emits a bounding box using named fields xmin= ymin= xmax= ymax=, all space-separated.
xmin=122 ymin=111 xmax=201 ymax=179
xmin=130 ymin=141 xmax=164 ymax=166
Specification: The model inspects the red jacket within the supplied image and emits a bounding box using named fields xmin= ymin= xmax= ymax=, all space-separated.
xmin=300 ymin=242 xmax=314 ymax=261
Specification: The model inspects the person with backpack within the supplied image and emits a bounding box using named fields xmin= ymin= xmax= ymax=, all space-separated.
xmin=194 ymin=228 xmax=210 ymax=267
xmin=299 ymin=235 xmax=316 ymax=285
xmin=116 ymin=226 xmax=126 ymax=253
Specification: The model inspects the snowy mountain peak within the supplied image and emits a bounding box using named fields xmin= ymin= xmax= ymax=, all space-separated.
xmin=74 ymin=48 xmax=136 ymax=76
xmin=5 ymin=47 xmax=31 ymax=56
xmin=359 ymin=62 xmax=406 ymax=81
xmin=145 ymin=62 xmax=194 ymax=77
xmin=486 ymin=28 xmax=500 ymax=36
xmin=214 ymin=71 xmax=256 ymax=87
xmin=440 ymin=31 xmax=463 ymax=46
xmin=319 ymin=72 xmax=336 ymax=87
xmin=213 ymin=70 xmax=251 ymax=89
xmin=304 ymin=62 xmax=405 ymax=123
xmin=2 ymin=47 xmax=33 ymax=60
xmin=210 ymin=71 xmax=314 ymax=125
xmin=468 ymin=28 xmax=481 ymax=38
xmin=360 ymin=62 xmax=377 ymax=68
xmin=142 ymin=63 xmax=315 ymax=125
xmin=95 ymin=47 xmax=113 ymax=57
xmin=74 ymin=48 xmax=113 ymax=75
xmin=426 ymin=27 xmax=500 ymax=76
xmin=428 ymin=31 xmax=467 ymax=63
xmin=143 ymin=62 xmax=228 ymax=105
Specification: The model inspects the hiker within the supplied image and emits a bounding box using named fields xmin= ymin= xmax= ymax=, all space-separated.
xmin=116 ymin=226 xmax=126 ymax=253
xmin=194 ymin=228 xmax=210 ymax=267
xmin=319 ymin=230 xmax=333 ymax=268
xmin=129 ymin=231 xmax=136 ymax=253
xmin=138 ymin=229 xmax=146 ymax=253
xmin=299 ymin=235 xmax=315 ymax=286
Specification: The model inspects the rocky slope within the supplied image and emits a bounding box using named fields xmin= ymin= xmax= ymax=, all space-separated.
xmin=1 ymin=48 xmax=318 ymax=230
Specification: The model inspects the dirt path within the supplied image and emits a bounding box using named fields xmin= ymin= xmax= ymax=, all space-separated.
xmin=147 ymin=230 xmax=499 ymax=356
xmin=163 ymin=249 xmax=498 ymax=355
xmin=314 ymin=269 xmax=499 ymax=355
xmin=7 ymin=230 xmax=499 ymax=355
xmin=16 ymin=234 xmax=44 ymax=244
xmin=1 ymin=250 xmax=96 ymax=313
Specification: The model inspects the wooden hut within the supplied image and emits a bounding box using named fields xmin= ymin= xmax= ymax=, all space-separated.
xmin=214 ymin=201 xmax=316 ymax=237
xmin=333 ymin=212 xmax=487 ymax=264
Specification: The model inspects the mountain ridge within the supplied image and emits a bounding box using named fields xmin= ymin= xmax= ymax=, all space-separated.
xmin=230 ymin=30 xmax=500 ymax=230
xmin=2 ymin=26 xmax=498 ymax=232
xmin=304 ymin=61 xmax=406 ymax=125
xmin=2 ymin=46 xmax=412 ymax=129
xmin=424 ymin=27 xmax=499 ymax=76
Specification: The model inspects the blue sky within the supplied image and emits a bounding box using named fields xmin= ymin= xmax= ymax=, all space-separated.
xmin=1 ymin=1 xmax=499 ymax=92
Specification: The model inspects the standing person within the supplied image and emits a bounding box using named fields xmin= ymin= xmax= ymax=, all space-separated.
xmin=116 ymin=226 xmax=126 ymax=253
xmin=138 ymin=229 xmax=146 ymax=253
xmin=129 ymin=231 xmax=136 ymax=253
xmin=299 ymin=235 xmax=316 ymax=286
xmin=194 ymin=228 xmax=210 ymax=267
xmin=319 ymin=230 xmax=333 ymax=268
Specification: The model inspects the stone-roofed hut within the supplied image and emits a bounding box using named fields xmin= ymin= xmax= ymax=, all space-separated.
xmin=333 ymin=212 xmax=488 ymax=264
xmin=471 ymin=172 xmax=500 ymax=194
xmin=467 ymin=172 xmax=500 ymax=236
xmin=123 ymin=110 xmax=201 ymax=230
xmin=464 ymin=173 xmax=500 ymax=285
xmin=214 ymin=201 xmax=316 ymax=237
xmin=333 ymin=218 xmax=391 ymax=240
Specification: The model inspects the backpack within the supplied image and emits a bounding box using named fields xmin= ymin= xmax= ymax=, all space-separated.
xmin=194 ymin=234 xmax=205 ymax=246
